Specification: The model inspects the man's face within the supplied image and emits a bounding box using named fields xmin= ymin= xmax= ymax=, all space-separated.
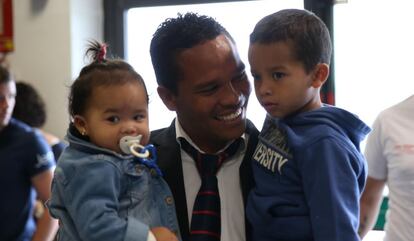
xmin=0 ymin=80 xmax=16 ymax=130
xmin=168 ymin=35 xmax=251 ymax=153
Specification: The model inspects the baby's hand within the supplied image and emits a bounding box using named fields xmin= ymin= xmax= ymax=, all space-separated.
xmin=150 ymin=227 xmax=178 ymax=241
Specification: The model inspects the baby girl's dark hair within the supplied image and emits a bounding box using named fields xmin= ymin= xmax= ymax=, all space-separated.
xmin=68 ymin=40 xmax=148 ymax=119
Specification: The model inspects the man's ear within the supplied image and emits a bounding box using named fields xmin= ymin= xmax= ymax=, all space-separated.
xmin=73 ymin=115 xmax=88 ymax=136
xmin=157 ymin=86 xmax=177 ymax=111
xmin=311 ymin=63 xmax=330 ymax=88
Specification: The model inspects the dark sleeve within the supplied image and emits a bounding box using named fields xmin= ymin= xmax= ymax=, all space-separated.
xmin=52 ymin=141 xmax=68 ymax=161
xmin=299 ymin=137 xmax=364 ymax=241
xmin=27 ymin=130 xmax=55 ymax=177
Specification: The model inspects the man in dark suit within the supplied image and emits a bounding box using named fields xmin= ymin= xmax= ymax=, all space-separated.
xmin=149 ymin=12 xmax=259 ymax=241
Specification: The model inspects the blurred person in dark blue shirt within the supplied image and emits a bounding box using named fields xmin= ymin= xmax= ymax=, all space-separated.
xmin=0 ymin=65 xmax=58 ymax=241
xmin=12 ymin=81 xmax=67 ymax=160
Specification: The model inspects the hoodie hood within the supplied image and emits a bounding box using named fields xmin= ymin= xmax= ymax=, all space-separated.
xmin=280 ymin=105 xmax=371 ymax=150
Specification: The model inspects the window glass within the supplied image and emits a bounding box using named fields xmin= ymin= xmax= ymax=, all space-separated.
xmin=334 ymin=2 xmax=414 ymax=239
xmin=334 ymin=0 xmax=414 ymax=132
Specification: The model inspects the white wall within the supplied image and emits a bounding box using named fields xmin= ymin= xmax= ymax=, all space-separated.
xmin=8 ymin=0 xmax=103 ymax=139
xmin=70 ymin=0 xmax=104 ymax=78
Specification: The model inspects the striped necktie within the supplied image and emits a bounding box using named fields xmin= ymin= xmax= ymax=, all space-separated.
xmin=180 ymin=138 xmax=241 ymax=241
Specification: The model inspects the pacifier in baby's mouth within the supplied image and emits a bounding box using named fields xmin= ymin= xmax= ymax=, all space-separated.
xmin=119 ymin=135 xmax=162 ymax=176
xmin=119 ymin=135 xmax=150 ymax=158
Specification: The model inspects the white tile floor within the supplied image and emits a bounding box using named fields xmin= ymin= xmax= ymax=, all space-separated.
xmin=363 ymin=230 xmax=385 ymax=241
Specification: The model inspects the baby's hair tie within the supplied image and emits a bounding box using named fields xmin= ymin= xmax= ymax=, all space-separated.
xmin=97 ymin=43 xmax=107 ymax=62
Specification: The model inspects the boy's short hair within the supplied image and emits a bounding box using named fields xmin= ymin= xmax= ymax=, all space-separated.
xmin=150 ymin=12 xmax=234 ymax=94
xmin=250 ymin=8 xmax=332 ymax=73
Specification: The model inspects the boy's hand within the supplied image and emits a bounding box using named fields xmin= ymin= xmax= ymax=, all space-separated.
xmin=150 ymin=227 xmax=178 ymax=241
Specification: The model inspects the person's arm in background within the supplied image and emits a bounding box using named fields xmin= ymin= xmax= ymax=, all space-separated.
xmin=359 ymin=112 xmax=388 ymax=239
xmin=31 ymin=169 xmax=58 ymax=241
xmin=358 ymin=177 xmax=386 ymax=239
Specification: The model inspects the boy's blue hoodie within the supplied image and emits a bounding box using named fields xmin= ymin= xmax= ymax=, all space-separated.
xmin=246 ymin=105 xmax=371 ymax=241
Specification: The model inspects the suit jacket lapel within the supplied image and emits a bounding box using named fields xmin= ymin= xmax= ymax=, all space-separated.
xmin=240 ymin=119 xmax=259 ymax=241
xmin=240 ymin=119 xmax=259 ymax=202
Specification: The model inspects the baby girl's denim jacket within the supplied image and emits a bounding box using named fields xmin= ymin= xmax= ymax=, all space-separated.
xmin=48 ymin=130 xmax=181 ymax=241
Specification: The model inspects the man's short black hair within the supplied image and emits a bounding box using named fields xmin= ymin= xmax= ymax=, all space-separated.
xmin=150 ymin=12 xmax=234 ymax=94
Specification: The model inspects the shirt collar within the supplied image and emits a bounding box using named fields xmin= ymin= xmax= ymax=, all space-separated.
xmin=174 ymin=118 xmax=247 ymax=154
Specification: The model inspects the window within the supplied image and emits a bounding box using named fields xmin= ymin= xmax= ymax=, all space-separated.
xmin=334 ymin=0 xmax=414 ymax=131
xmin=126 ymin=0 xmax=304 ymax=130
xmin=334 ymin=1 xmax=414 ymax=240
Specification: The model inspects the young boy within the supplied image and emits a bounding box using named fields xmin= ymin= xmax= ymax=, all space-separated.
xmin=246 ymin=9 xmax=370 ymax=241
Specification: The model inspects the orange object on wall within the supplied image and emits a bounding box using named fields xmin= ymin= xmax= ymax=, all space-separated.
xmin=0 ymin=0 xmax=13 ymax=52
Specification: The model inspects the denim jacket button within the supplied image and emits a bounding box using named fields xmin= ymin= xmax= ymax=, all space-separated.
xmin=135 ymin=165 xmax=143 ymax=174
xmin=165 ymin=196 xmax=174 ymax=205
